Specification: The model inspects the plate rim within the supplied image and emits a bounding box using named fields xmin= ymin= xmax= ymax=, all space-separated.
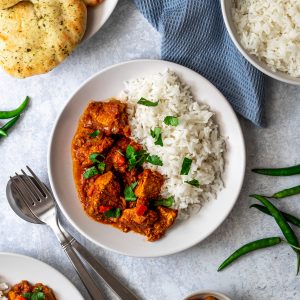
xmin=0 ymin=252 xmax=84 ymax=299
xmin=47 ymin=59 xmax=246 ymax=257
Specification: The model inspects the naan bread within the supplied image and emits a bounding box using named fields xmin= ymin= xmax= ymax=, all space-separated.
xmin=0 ymin=0 xmax=87 ymax=78
xmin=83 ymin=0 xmax=103 ymax=7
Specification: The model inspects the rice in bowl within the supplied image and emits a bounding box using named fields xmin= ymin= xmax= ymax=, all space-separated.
xmin=121 ymin=70 xmax=225 ymax=219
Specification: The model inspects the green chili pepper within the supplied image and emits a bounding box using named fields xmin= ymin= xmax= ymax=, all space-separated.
xmin=0 ymin=96 xmax=29 ymax=119
xmin=250 ymin=204 xmax=300 ymax=228
xmin=0 ymin=129 xmax=8 ymax=137
xmin=271 ymin=185 xmax=300 ymax=199
xmin=252 ymin=165 xmax=300 ymax=176
xmin=218 ymin=237 xmax=282 ymax=271
xmin=250 ymin=194 xmax=300 ymax=274
xmin=1 ymin=115 xmax=20 ymax=132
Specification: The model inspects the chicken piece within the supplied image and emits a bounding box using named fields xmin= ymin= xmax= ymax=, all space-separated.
xmin=105 ymin=146 xmax=127 ymax=173
xmin=146 ymin=206 xmax=178 ymax=241
xmin=73 ymin=130 xmax=114 ymax=168
xmin=115 ymin=136 xmax=142 ymax=153
xmin=86 ymin=171 xmax=123 ymax=216
xmin=135 ymin=169 xmax=164 ymax=199
xmin=8 ymin=281 xmax=56 ymax=300
xmin=81 ymin=100 xmax=130 ymax=136
xmin=118 ymin=208 xmax=158 ymax=234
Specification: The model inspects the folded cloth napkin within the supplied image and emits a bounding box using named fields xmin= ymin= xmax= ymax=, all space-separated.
xmin=133 ymin=0 xmax=265 ymax=126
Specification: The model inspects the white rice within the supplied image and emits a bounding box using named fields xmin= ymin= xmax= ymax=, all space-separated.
xmin=232 ymin=0 xmax=300 ymax=77
xmin=0 ymin=281 xmax=8 ymax=300
xmin=120 ymin=70 xmax=225 ymax=219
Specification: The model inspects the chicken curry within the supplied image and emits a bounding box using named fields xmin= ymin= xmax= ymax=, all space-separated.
xmin=7 ymin=281 xmax=56 ymax=300
xmin=72 ymin=99 xmax=177 ymax=241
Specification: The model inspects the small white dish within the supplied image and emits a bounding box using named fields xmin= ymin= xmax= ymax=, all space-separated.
xmin=0 ymin=252 xmax=83 ymax=300
xmin=84 ymin=0 xmax=119 ymax=41
xmin=48 ymin=59 xmax=245 ymax=257
xmin=221 ymin=0 xmax=300 ymax=85
xmin=184 ymin=290 xmax=231 ymax=300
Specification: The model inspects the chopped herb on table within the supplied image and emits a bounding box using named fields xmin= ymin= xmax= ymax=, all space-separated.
xmin=164 ymin=116 xmax=179 ymax=126
xmin=137 ymin=97 xmax=159 ymax=107
xmin=23 ymin=286 xmax=45 ymax=300
xmin=185 ymin=179 xmax=200 ymax=187
xmin=180 ymin=157 xmax=192 ymax=175
xmin=124 ymin=182 xmax=138 ymax=201
xmin=150 ymin=127 xmax=163 ymax=146
xmin=154 ymin=196 xmax=174 ymax=207
xmin=252 ymin=164 xmax=300 ymax=176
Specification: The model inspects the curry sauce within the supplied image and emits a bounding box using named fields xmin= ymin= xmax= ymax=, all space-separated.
xmin=72 ymin=98 xmax=177 ymax=241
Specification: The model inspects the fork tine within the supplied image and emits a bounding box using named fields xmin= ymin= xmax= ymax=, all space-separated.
xmin=10 ymin=176 xmax=39 ymax=218
xmin=21 ymin=169 xmax=44 ymax=199
xmin=26 ymin=166 xmax=50 ymax=196
xmin=11 ymin=175 xmax=36 ymax=207
xmin=14 ymin=173 xmax=37 ymax=204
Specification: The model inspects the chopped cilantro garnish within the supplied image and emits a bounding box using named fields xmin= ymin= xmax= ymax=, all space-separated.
xmin=97 ymin=162 xmax=106 ymax=174
xmin=150 ymin=127 xmax=163 ymax=146
xmin=154 ymin=196 xmax=174 ymax=207
xmin=23 ymin=286 xmax=45 ymax=300
xmin=89 ymin=152 xmax=105 ymax=163
xmin=83 ymin=166 xmax=99 ymax=179
xmin=137 ymin=97 xmax=159 ymax=107
xmin=164 ymin=116 xmax=179 ymax=126
xmin=180 ymin=157 xmax=192 ymax=175
xmin=124 ymin=182 xmax=138 ymax=201
xmin=185 ymin=179 xmax=200 ymax=187
xmin=104 ymin=208 xmax=122 ymax=218
xmin=89 ymin=130 xmax=100 ymax=138
xmin=147 ymin=155 xmax=163 ymax=166
xmin=126 ymin=145 xmax=149 ymax=170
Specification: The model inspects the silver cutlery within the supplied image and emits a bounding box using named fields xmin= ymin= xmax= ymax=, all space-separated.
xmin=7 ymin=166 xmax=139 ymax=300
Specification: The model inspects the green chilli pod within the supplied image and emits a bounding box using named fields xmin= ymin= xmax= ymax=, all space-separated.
xmin=0 ymin=96 xmax=29 ymax=119
xmin=272 ymin=185 xmax=300 ymax=199
xmin=252 ymin=165 xmax=300 ymax=176
xmin=250 ymin=204 xmax=300 ymax=228
xmin=218 ymin=237 xmax=282 ymax=271
xmin=250 ymin=194 xmax=300 ymax=274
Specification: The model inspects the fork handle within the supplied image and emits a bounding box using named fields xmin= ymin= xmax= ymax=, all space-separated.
xmin=63 ymin=242 xmax=106 ymax=300
xmin=58 ymin=223 xmax=139 ymax=300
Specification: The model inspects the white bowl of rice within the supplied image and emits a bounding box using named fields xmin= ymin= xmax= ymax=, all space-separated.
xmin=221 ymin=0 xmax=300 ymax=85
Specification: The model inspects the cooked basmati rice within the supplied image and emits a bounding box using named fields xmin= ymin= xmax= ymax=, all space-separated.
xmin=0 ymin=281 xmax=8 ymax=300
xmin=232 ymin=0 xmax=300 ymax=77
xmin=120 ymin=70 xmax=225 ymax=219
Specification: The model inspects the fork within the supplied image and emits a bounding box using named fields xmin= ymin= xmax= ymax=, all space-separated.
xmin=11 ymin=166 xmax=139 ymax=300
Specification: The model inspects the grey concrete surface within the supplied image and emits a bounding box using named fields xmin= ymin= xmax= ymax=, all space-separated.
xmin=0 ymin=1 xmax=300 ymax=299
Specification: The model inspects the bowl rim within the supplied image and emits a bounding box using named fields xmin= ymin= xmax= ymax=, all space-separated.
xmin=47 ymin=59 xmax=246 ymax=257
xmin=220 ymin=0 xmax=300 ymax=86
xmin=183 ymin=290 xmax=231 ymax=300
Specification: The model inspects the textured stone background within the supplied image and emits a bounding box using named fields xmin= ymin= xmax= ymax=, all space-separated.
xmin=1 ymin=1 xmax=300 ymax=299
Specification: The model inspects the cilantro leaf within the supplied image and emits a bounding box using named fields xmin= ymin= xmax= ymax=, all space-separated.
xmin=104 ymin=208 xmax=122 ymax=218
xmin=164 ymin=116 xmax=179 ymax=126
xmin=137 ymin=97 xmax=159 ymax=107
xmin=89 ymin=152 xmax=105 ymax=163
xmin=98 ymin=162 xmax=106 ymax=174
xmin=147 ymin=155 xmax=163 ymax=166
xmin=180 ymin=157 xmax=192 ymax=175
xmin=150 ymin=127 xmax=163 ymax=146
xmin=89 ymin=130 xmax=100 ymax=138
xmin=126 ymin=145 xmax=149 ymax=170
xmin=124 ymin=182 xmax=138 ymax=201
xmin=154 ymin=196 xmax=174 ymax=207
xmin=185 ymin=179 xmax=200 ymax=187
xmin=83 ymin=166 xmax=99 ymax=179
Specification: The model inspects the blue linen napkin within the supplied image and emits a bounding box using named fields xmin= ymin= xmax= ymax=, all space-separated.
xmin=133 ymin=0 xmax=265 ymax=126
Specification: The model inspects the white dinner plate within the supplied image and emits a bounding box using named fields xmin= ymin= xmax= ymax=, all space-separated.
xmin=48 ymin=59 xmax=246 ymax=257
xmin=84 ymin=0 xmax=119 ymax=41
xmin=0 ymin=252 xmax=83 ymax=300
